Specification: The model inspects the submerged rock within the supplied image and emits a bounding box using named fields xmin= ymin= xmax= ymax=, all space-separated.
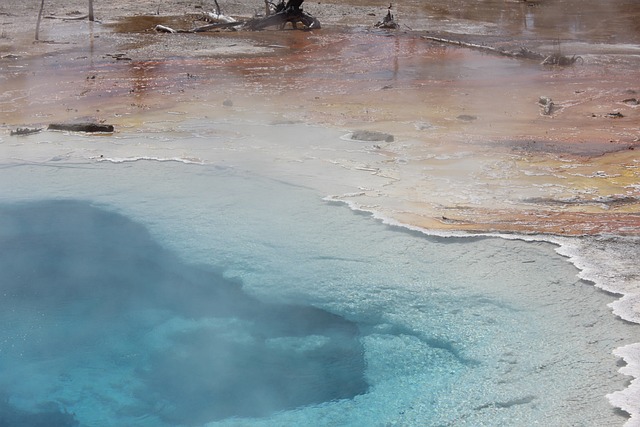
xmin=457 ymin=114 xmax=478 ymax=122
xmin=350 ymin=130 xmax=394 ymax=142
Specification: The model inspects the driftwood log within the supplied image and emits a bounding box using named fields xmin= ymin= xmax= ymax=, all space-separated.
xmin=48 ymin=123 xmax=114 ymax=133
xmin=10 ymin=127 xmax=43 ymax=136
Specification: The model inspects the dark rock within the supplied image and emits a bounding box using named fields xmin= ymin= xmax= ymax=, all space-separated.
xmin=457 ymin=114 xmax=478 ymax=122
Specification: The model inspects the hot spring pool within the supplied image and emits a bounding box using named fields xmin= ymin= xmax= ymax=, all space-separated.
xmin=0 ymin=159 xmax=636 ymax=426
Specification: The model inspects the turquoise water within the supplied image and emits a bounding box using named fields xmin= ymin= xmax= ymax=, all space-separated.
xmin=0 ymin=159 xmax=636 ymax=426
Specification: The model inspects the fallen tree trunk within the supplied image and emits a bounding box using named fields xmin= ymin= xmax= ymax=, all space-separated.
xmin=35 ymin=0 xmax=45 ymax=41
xmin=190 ymin=21 xmax=243 ymax=33
xmin=48 ymin=122 xmax=114 ymax=133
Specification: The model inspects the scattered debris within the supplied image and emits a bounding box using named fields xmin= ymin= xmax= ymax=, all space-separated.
xmin=538 ymin=96 xmax=554 ymax=115
xmin=105 ymin=53 xmax=132 ymax=61
xmin=156 ymin=0 xmax=320 ymax=33
xmin=511 ymin=47 xmax=545 ymax=61
xmin=10 ymin=127 xmax=43 ymax=136
xmin=375 ymin=4 xmax=398 ymax=29
xmin=48 ymin=122 xmax=114 ymax=133
xmin=541 ymin=53 xmax=583 ymax=66
xmin=606 ymin=112 xmax=624 ymax=118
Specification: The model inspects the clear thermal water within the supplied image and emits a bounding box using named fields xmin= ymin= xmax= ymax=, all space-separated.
xmin=0 ymin=154 xmax=636 ymax=427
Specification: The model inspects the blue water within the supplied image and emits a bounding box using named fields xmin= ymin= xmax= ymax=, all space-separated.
xmin=0 ymin=200 xmax=367 ymax=425
xmin=0 ymin=160 xmax=635 ymax=426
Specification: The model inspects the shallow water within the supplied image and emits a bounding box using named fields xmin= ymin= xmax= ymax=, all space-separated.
xmin=0 ymin=148 xmax=638 ymax=426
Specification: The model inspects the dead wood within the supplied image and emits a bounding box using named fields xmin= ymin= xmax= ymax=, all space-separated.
xmin=375 ymin=5 xmax=398 ymax=29
xmin=200 ymin=11 xmax=237 ymax=24
xmin=242 ymin=8 xmax=320 ymax=30
xmin=420 ymin=35 xmax=586 ymax=66
xmin=154 ymin=24 xmax=177 ymax=33
xmin=156 ymin=0 xmax=320 ymax=33
xmin=45 ymin=14 xmax=90 ymax=21
xmin=190 ymin=21 xmax=243 ymax=32
xmin=10 ymin=127 xmax=43 ymax=136
xmin=541 ymin=53 xmax=583 ymax=66
xmin=48 ymin=123 xmax=114 ymax=133
xmin=35 ymin=0 xmax=45 ymax=41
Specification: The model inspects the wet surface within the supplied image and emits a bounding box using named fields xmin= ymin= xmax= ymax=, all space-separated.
xmin=1 ymin=0 xmax=639 ymax=236
xmin=0 ymin=200 xmax=368 ymax=424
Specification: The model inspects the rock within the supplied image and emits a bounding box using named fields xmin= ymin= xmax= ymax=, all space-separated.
xmin=350 ymin=130 xmax=394 ymax=142
xmin=48 ymin=122 xmax=114 ymax=133
xmin=456 ymin=114 xmax=477 ymax=122
xmin=538 ymin=96 xmax=554 ymax=115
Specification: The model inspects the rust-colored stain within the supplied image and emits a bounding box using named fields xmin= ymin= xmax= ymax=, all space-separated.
xmin=2 ymin=9 xmax=639 ymax=237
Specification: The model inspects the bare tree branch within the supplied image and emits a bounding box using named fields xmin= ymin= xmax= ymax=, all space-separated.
xmin=35 ymin=0 xmax=45 ymax=40
xmin=88 ymin=0 xmax=94 ymax=22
